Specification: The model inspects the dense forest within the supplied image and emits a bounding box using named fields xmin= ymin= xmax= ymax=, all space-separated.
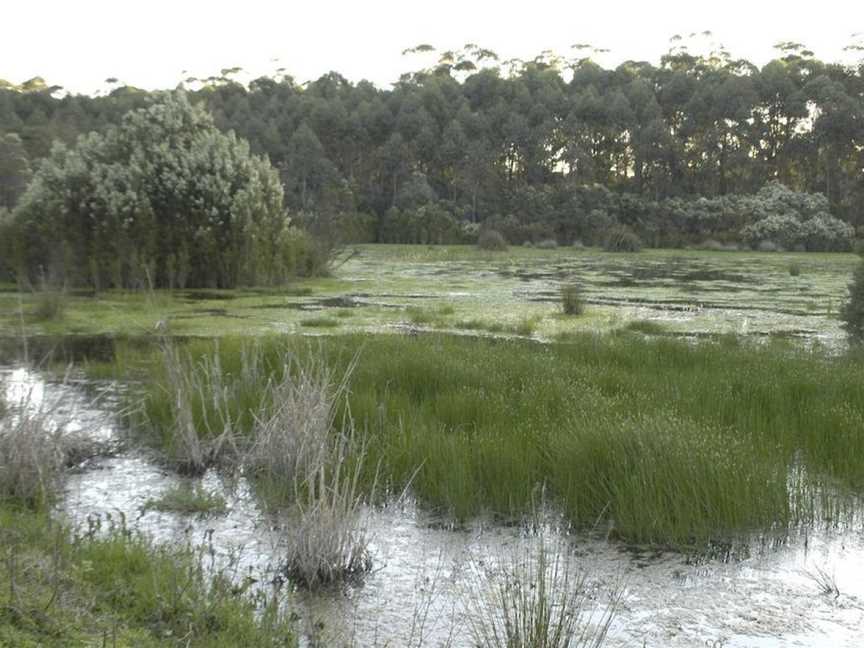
xmin=1 ymin=38 xmax=864 ymax=285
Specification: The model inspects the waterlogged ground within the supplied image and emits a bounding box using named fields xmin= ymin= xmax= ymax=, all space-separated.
xmin=1 ymin=246 xmax=858 ymax=345
xmin=4 ymin=366 xmax=864 ymax=647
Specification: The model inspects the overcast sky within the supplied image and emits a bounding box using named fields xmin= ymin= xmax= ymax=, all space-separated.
xmin=3 ymin=1 xmax=862 ymax=94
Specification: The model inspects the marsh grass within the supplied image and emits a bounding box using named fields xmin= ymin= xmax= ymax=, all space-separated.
xmin=28 ymin=273 xmax=67 ymax=322
xmin=802 ymin=564 xmax=840 ymax=598
xmin=620 ymin=320 xmax=666 ymax=335
xmin=300 ymin=316 xmax=340 ymax=328
xmin=126 ymin=333 xmax=864 ymax=546
xmin=561 ymin=282 xmax=584 ymax=316
xmin=463 ymin=533 xmax=619 ymax=648
xmin=0 ymin=371 xmax=94 ymax=507
xmin=513 ymin=317 xmax=539 ymax=336
xmin=0 ymin=506 xmax=297 ymax=646
xmin=282 ymin=432 xmax=374 ymax=588
xmin=477 ymin=229 xmax=508 ymax=251
xmin=244 ymin=353 xmax=353 ymax=492
xmin=407 ymin=304 xmax=456 ymax=327
xmin=143 ymin=482 xmax=228 ymax=515
xmin=137 ymin=341 xmax=375 ymax=585
xmin=151 ymin=340 xmax=243 ymax=473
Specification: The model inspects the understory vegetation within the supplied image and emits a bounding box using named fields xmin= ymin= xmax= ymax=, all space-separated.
xmin=123 ymin=333 xmax=864 ymax=547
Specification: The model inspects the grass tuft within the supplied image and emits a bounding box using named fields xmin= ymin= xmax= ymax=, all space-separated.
xmin=143 ymin=482 xmax=228 ymax=515
xmin=463 ymin=533 xmax=619 ymax=648
xmin=300 ymin=316 xmax=340 ymax=328
xmin=561 ymin=282 xmax=585 ymax=316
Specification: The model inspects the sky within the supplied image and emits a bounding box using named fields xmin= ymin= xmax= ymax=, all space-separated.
xmin=2 ymin=0 xmax=863 ymax=95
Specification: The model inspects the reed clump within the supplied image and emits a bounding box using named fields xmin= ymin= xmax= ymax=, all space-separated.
xmin=0 ymin=373 xmax=92 ymax=507
xmin=463 ymin=533 xmax=620 ymax=648
xmin=561 ymin=282 xmax=585 ymax=316
xmin=138 ymin=341 xmax=375 ymax=586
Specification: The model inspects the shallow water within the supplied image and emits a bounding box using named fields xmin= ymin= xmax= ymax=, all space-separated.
xmin=4 ymin=366 xmax=864 ymax=647
xmin=332 ymin=248 xmax=854 ymax=346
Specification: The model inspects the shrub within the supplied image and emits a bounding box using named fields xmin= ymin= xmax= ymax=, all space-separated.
xmin=11 ymin=93 xmax=293 ymax=289
xmin=603 ymin=226 xmax=642 ymax=252
xmin=789 ymin=262 xmax=802 ymax=277
xmin=561 ymin=282 xmax=584 ymax=316
xmin=477 ymin=229 xmax=508 ymax=251
xmin=536 ymin=238 xmax=559 ymax=249
xmin=841 ymin=261 xmax=864 ymax=343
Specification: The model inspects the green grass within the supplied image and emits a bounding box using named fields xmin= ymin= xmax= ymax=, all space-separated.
xmin=406 ymin=304 xmax=456 ymax=327
xmin=0 ymin=504 xmax=296 ymax=647
xmin=119 ymin=333 xmax=864 ymax=547
xmin=300 ymin=316 xmax=340 ymax=328
xmin=143 ymin=482 xmax=228 ymax=516
xmin=620 ymin=320 xmax=667 ymax=335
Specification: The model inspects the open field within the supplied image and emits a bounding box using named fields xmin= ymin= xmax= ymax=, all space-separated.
xmin=1 ymin=245 xmax=858 ymax=345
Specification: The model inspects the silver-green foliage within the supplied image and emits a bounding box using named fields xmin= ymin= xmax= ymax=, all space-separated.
xmin=13 ymin=92 xmax=308 ymax=288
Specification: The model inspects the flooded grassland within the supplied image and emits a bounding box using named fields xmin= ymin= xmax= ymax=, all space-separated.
xmin=1 ymin=245 xmax=857 ymax=345
xmin=2 ymin=246 xmax=864 ymax=647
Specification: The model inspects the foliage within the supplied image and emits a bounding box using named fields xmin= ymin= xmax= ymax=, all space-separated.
xmin=4 ymin=40 xmax=863 ymax=249
xmin=0 ymin=133 xmax=30 ymax=210
xmin=9 ymin=93 xmax=306 ymax=289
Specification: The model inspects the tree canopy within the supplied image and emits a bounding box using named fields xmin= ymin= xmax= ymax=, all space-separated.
xmin=1 ymin=38 xmax=863 ymax=258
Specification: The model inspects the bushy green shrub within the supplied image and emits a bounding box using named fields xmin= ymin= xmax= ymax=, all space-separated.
xmin=10 ymin=93 xmax=300 ymax=289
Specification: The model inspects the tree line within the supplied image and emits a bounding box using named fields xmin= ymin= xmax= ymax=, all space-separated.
xmin=2 ymin=37 xmax=864 ymax=277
